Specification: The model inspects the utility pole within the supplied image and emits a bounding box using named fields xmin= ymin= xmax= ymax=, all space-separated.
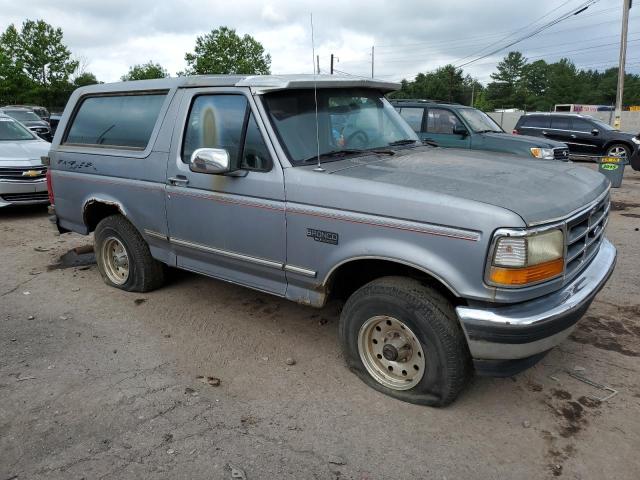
xmin=330 ymin=54 xmax=334 ymax=75
xmin=371 ymin=46 xmax=375 ymax=78
xmin=613 ymin=0 xmax=631 ymax=129
xmin=470 ymin=82 xmax=475 ymax=107
xmin=316 ymin=55 xmax=320 ymax=75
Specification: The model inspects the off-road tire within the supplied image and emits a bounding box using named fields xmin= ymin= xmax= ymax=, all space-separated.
xmin=94 ymin=215 xmax=165 ymax=292
xmin=339 ymin=276 xmax=471 ymax=407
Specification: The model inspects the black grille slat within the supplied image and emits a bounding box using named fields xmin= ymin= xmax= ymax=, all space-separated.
xmin=554 ymin=148 xmax=570 ymax=160
xmin=0 ymin=166 xmax=47 ymax=181
xmin=1 ymin=192 xmax=49 ymax=202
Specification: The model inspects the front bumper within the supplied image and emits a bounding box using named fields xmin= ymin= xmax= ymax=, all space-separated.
xmin=0 ymin=179 xmax=49 ymax=207
xmin=456 ymin=239 xmax=616 ymax=370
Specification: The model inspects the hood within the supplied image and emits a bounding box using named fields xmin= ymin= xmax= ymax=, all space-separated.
xmin=0 ymin=140 xmax=51 ymax=166
xmin=320 ymin=147 xmax=608 ymax=226
xmin=482 ymin=131 xmax=564 ymax=148
xmin=22 ymin=120 xmax=49 ymax=128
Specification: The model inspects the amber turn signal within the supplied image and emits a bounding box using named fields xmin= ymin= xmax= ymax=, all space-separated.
xmin=489 ymin=258 xmax=564 ymax=286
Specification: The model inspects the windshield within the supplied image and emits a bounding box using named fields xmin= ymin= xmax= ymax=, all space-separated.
xmin=4 ymin=110 xmax=41 ymax=122
xmin=591 ymin=118 xmax=616 ymax=131
xmin=0 ymin=117 xmax=36 ymax=141
xmin=458 ymin=108 xmax=503 ymax=133
xmin=263 ymin=88 xmax=419 ymax=164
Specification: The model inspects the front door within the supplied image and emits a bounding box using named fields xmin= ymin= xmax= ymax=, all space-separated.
xmin=165 ymin=88 xmax=287 ymax=295
xmin=423 ymin=108 xmax=471 ymax=148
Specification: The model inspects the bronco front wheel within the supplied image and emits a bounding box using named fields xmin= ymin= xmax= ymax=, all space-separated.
xmin=339 ymin=276 xmax=471 ymax=406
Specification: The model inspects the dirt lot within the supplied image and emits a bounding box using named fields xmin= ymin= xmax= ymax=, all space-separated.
xmin=1 ymin=165 xmax=639 ymax=480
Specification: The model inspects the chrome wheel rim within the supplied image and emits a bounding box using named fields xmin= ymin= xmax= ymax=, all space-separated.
xmin=357 ymin=315 xmax=426 ymax=390
xmin=607 ymin=146 xmax=627 ymax=158
xmin=101 ymin=236 xmax=129 ymax=285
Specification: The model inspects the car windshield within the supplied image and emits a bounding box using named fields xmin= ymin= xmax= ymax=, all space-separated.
xmin=263 ymin=88 xmax=419 ymax=165
xmin=4 ymin=110 xmax=41 ymax=122
xmin=458 ymin=108 xmax=503 ymax=133
xmin=0 ymin=117 xmax=36 ymax=141
xmin=591 ymin=118 xmax=616 ymax=131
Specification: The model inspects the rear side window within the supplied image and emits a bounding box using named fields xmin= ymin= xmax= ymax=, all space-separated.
xmin=398 ymin=107 xmax=424 ymax=132
xmin=520 ymin=116 xmax=549 ymax=128
xmin=426 ymin=108 xmax=463 ymax=134
xmin=65 ymin=93 xmax=166 ymax=149
xmin=571 ymin=118 xmax=594 ymax=132
xmin=550 ymin=116 xmax=571 ymax=130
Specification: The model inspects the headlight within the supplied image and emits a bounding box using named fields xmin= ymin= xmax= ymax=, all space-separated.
xmin=530 ymin=147 xmax=555 ymax=159
xmin=489 ymin=229 xmax=564 ymax=286
xmin=632 ymin=137 xmax=640 ymax=145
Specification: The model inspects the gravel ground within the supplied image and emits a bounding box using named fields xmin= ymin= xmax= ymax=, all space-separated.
xmin=1 ymin=165 xmax=639 ymax=480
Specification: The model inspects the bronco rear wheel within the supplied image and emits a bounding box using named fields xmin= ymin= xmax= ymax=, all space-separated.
xmin=94 ymin=215 xmax=165 ymax=292
xmin=339 ymin=276 xmax=471 ymax=406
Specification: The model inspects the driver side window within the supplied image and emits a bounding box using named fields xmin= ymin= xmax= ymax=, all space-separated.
xmin=182 ymin=94 xmax=272 ymax=172
xmin=426 ymin=108 xmax=462 ymax=134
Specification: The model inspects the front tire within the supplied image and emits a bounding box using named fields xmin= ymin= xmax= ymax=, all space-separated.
xmin=339 ymin=277 xmax=471 ymax=406
xmin=94 ymin=215 xmax=165 ymax=292
xmin=606 ymin=143 xmax=631 ymax=160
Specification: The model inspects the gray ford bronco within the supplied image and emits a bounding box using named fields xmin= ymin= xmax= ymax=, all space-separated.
xmin=47 ymin=75 xmax=616 ymax=406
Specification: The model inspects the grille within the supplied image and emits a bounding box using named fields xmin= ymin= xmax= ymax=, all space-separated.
xmin=553 ymin=147 xmax=570 ymax=161
xmin=0 ymin=192 xmax=49 ymax=202
xmin=0 ymin=166 xmax=47 ymax=181
xmin=565 ymin=194 xmax=609 ymax=278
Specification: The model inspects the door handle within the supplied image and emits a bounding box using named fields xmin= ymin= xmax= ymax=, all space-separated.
xmin=542 ymin=131 xmax=549 ymax=136
xmin=168 ymin=175 xmax=189 ymax=186
xmin=570 ymin=134 xmax=577 ymax=139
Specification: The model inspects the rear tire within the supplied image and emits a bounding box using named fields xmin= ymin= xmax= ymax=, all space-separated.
xmin=339 ymin=276 xmax=471 ymax=407
xmin=94 ymin=215 xmax=165 ymax=292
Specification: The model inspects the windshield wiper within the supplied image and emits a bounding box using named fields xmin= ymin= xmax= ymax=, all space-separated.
xmin=388 ymin=139 xmax=419 ymax=146
xmin=476 ymin=129 xmax=501 ymax=134
xmin=301 ymin=149 xmax=364 ymax=164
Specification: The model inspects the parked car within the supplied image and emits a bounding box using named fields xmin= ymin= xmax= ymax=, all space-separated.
xmin=391 ymin=99 xmax=570 ymax=160
xmin=631 ymin=133 xmax=640 ymax=171
xmin=48 ymin=76 xmax=615 ymax=406
xmin=0 ymin=114 xmax=50 ymax=207
xmin=49 ymin=113 xmax=62 ymax=137
xmin=3 ymin=104 xmax=51 ymax=122
xmin=0 ymin=107 xmax=51 ymax=141
xmin=514 ymin=113 xmax=639 ymax=160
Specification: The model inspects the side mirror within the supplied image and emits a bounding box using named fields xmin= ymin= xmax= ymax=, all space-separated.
xmin=189 ymin=148 xmax=231 ymax=174
xmin=453 ymin=125 xmax=469 ymax=136
xmin=591 ymin=128 xmax=599 ymax=136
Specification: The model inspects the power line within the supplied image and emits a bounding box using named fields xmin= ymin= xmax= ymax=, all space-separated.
xmin=456 ymin=0 xmax=602 ymax=68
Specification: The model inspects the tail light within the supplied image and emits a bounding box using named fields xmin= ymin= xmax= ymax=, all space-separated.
xmin=46 ymin=168 xmax=54 ymax=204
xmin=512 ymin=129 xmax=519 ymax=135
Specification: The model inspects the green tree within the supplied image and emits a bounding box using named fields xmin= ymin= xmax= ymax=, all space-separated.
xmin=121 ymin=61 xmax=169 ymax=81
xmin=391 ymin=65 xmax=470 ymax=103
xmin=183 ymin=26 xmax=271 ymax=75
xmin=73 ymin=72 xmax=100 ymax=87
xmin=486 ymin=51 xmax=527 ymax=108
xmin=0 ymin=20 xmax=78 ymax=107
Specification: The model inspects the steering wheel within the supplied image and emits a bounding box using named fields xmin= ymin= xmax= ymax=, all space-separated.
xmin=346 ymin=130 xmax=369 ymax=149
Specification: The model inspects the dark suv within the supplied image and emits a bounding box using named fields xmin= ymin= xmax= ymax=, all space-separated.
xmin=514 ymin=113 xmax=639 ymax=161
xmin=391 ymin=99 xmax=569 ymax=161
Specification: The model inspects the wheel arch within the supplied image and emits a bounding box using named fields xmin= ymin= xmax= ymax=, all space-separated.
xmin=83 ymin=196 xmax=130 ymax=233
xmin=323 ymin=256 xmax=462 ymax=305
xmin=603 ymin=140 xmax=633 ymax=155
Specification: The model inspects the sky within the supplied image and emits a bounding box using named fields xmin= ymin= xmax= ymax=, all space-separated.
xmin=0 ymin=0 xmax=638 ymax=85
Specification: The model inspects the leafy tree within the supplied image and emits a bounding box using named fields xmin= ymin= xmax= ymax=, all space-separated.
xmin=0 ymin=19 xmax=78 ymax=108
xmin=183 ymin=26 xmax=271 ymax=75
xmin=73 ymin=72 xmax=100 ymax=87
xmin=15 ymin=20 xmax=78 ymax=87
xmin=486 ymin=51 xmax=527 ymax=108
xmin=121 ymin=61 xmax=169 ymax=81
xmin=391 ymin=65 xmax=475 ymax=104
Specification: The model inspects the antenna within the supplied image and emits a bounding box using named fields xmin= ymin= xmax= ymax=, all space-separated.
xmin=310 ymin=13 xmax=324 ymax=172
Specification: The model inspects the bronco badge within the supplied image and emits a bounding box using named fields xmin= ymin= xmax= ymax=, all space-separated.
xmin=306 ymin=228 xmax=338 ymax=245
